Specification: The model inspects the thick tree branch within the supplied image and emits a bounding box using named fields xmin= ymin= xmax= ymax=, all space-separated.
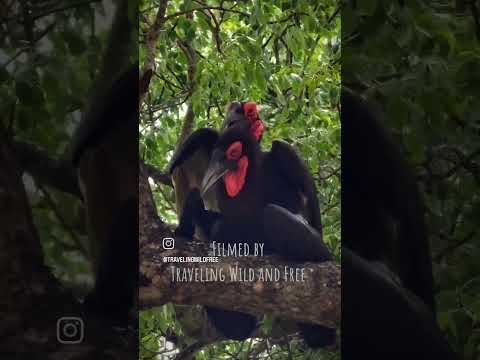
xmin=139 ymin=240 xmax=341 ymax=328
xmin=139 ymin=162 xmax=172 ymax=248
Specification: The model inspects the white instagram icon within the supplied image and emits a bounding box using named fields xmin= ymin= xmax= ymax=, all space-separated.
xmin=56 ymin=316 xmax=84 ymax=344
xmin=162 ymin=237 xmax=175 ymax=250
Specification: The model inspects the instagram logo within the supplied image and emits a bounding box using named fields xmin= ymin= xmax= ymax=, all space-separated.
xmin=162 ymin=237 xmax=175 ymax=250
xmin=56 ymin=317 xmax=84 ymax=344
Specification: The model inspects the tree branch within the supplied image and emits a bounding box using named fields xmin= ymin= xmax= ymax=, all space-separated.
xmin=140 ymin=0 xmax=169 ymax=105
xmin=175 ymin=37 xmax=198 ymax=147
xmin=164 ymin=6 xmax=249 ymax=21
xmin=139 ymin=163 xmax=172 ymax=248
xmin=1 ymin=0 xmax=101 ymax=24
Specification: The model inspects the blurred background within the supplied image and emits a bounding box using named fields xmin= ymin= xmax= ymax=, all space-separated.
xmin=343 ymin=1 xmax=480 ymax=359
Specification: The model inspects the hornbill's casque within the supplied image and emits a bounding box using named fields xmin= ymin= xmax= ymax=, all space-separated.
xmin=170 ymin=107 xmax=334 ymax=348
xmin=71 ymin=65 xmax=138 ymax=324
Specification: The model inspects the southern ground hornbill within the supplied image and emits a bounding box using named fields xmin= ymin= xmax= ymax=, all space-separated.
xmin=72 ymin=65 xmax=138 ymax=324
xmin=341 ymin=89 xmax=435 ymax=313
xmin=342 ymin=89 xmax=456 ymax=359
xmin=169 ymin=101 xmax=264 ymax=224
xmin=170 ymin=112 xmax=335 ymax=348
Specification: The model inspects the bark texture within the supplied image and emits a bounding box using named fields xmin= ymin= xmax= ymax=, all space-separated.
xmin=139 ymin=239 xmax=341 ymax=329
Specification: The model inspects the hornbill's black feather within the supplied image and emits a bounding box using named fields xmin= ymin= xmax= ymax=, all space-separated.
xmin=167 ymin=128 xmax=219 ymax=175
xmin=266 ymin=140 xmax=323 ymax=234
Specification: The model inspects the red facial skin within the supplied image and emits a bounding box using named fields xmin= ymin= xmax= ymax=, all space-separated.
xmin=222 ymin=102 xmax=264 ymax=197
xmin=250 ymin=120 xmax=264 ymax=141
xmin=224 ymin=141 xmax=249 ymax=197
xmin=243 ymin=102 xmax=265 ymax=141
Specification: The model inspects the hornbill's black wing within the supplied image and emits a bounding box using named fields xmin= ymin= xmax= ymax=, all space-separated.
xmin=168 ymin=128 xmax=219 ymax=218
xmin=168 ymin=128 xmax=219 ymax=174
xmin=263 ymin=141 xmax=333 ymax=349
xmin=267 ymin=140 xmax=323 ymax=234
xmin=71 ymin=65 xmax=138 ymax=167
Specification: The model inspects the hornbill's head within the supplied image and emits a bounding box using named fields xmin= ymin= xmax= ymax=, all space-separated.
xmin=201 ymin=126 xmax=260 ymax=198
xmin=222 ymin=101 xmax=265 ymax=142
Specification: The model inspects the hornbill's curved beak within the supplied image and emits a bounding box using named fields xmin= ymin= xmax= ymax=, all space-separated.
xmin=201 ymin=149 xmax=237 ymax=197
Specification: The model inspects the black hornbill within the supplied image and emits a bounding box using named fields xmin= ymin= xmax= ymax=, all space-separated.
xmin=72 ymin=65 xmax=138 ymax=324
xmin=342 ymin=89 xmax=456 ymax=359
xmin=171 ymin=114 xmax=334 ymax=347
xmin=341 ymin=89 xmax=435 ymax=312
